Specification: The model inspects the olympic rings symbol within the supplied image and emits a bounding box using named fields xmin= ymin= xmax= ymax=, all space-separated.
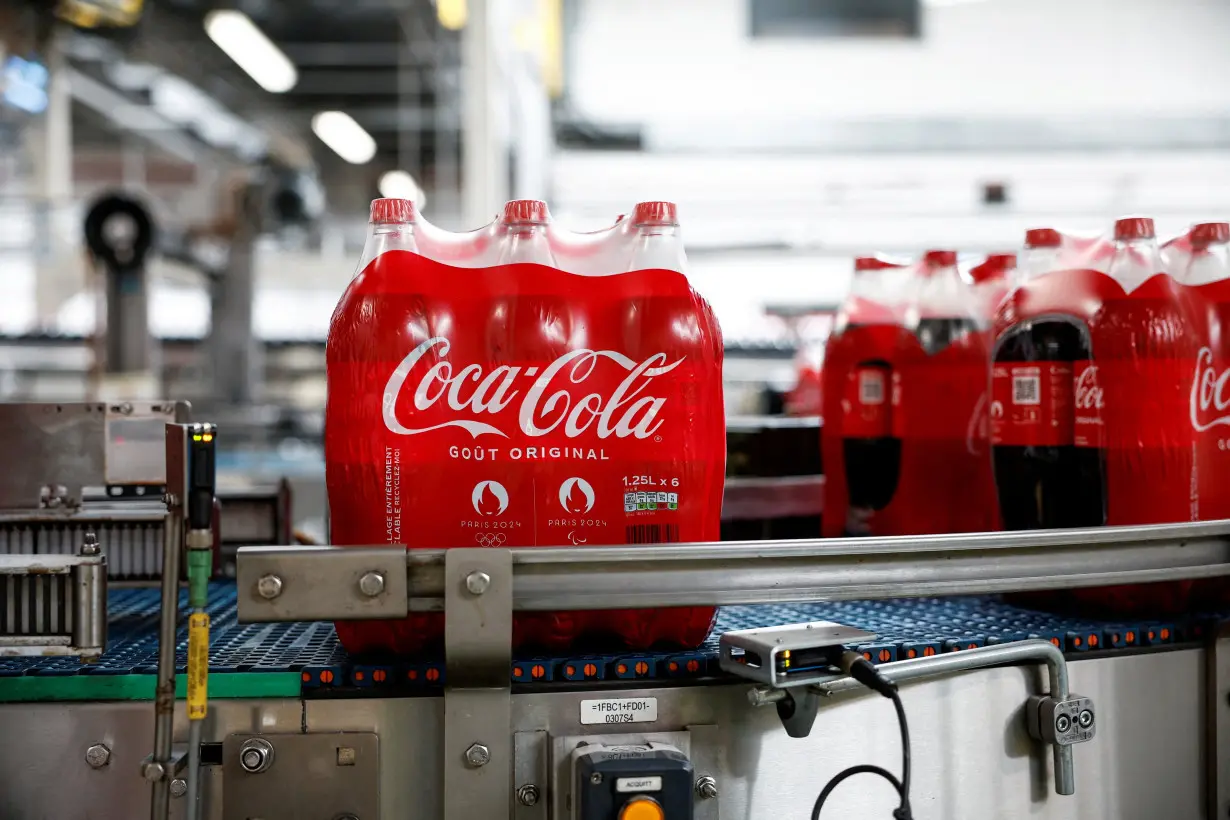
xmin=474 ymin=533 xmax=508 ymax=547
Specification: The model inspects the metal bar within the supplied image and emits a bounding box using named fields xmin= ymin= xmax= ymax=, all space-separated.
xmin=1207 ymin=625 xmax=1230 ymax=820
xmin=235 ymin=521 xmax=1230 ymax=622
xmin=149 ymin=425 xmax=189 ymax=820
xmin=443 ymin=548 xmax=513 ymax=820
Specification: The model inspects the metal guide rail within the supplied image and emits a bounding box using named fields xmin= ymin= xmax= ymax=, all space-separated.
xmin=234 ymin=520 xmax=1230 ymax=622
xmin=228 ymin=522 xmax=1230 ymax=820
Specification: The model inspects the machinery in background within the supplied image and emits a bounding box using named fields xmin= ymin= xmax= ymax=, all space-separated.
xmin=84 ymin=192 xmax=159 ymax=399
xmin=0 ymin=402 xmax=292 ymax=581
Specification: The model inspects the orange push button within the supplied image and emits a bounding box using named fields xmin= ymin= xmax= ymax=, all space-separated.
xmin=619 ymin=796 xmax=665 ymax=820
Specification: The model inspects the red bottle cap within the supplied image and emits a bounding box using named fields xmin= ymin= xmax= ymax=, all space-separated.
xmin=1024 ymin=228 xmax=1061 ymax=248
xmin=853 ymin=256 xmax=896 ymax=271
xmin=1191 ymin=222 xmax=1230 ymax=248
xmin=970 ymin=253 xmax=1017 ymax=283
xmin=923 ymin=249 xmax=958 ymax=268
xmin=632 ymin=201 xmax=678 ymax=226
xmin=1114 ymin=216 xmax=1155 ymax=241
xmin=503 ymin=199 xmax=549 ymax=224
xmin=369 ymin=198 xmax=415 ymax=225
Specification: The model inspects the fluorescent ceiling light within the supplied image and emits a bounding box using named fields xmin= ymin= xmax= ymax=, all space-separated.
xmin=204 ymin=10 xmax=297 ymax=93
xmin=378 ymin=170 xmax=427 ymax=208
xmin=924 ymin=0 xmax=987 ymax=6
xmin=312 ymin=111 xmax=377 ymax=164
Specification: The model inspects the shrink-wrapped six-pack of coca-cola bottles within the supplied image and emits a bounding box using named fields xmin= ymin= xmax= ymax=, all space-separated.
xmin=325 ymin=199 xmax=726 ymax=654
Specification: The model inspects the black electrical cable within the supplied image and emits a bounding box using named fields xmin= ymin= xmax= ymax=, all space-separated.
xmin=812 ymin=653 xmax=913 ymax=820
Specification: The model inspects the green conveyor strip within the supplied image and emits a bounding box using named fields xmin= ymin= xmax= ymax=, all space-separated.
xmin=0 ymin=672 xmax=301 ymax=703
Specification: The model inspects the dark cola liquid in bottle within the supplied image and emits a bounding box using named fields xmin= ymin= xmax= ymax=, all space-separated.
xmin=991 ymin=229 xmax=1103 ymax=530
xmin=839 ymin=257 xmax=905 ymax=517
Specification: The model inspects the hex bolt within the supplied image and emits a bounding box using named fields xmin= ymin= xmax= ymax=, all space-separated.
xmin=465 ymin=743 xmax=491 ymax=768
xmin=695 ymin=775 xmax=718 ymax=800
xmin=590 ymin=772 xmax=603 ymax=785
xmin=170 ymin=779 xmax=187 ymax=798
xmin=1078 ymin=709 xmax=1094 ymax=729
xmin=358 ymin=572 xmax=385 ymax=598
xmin=85 ymin=743 xmax=111 ymax=769
xmin=80 ymin=532 xmax=101 ymax=557
xmin=239 ymin=738 xmax=275 ymax=774
xmin=1055 ymin=714 xmax=1072 ymax=734
xmin=465 ymin=571 xmax=491 ymax=596
xmin=747 ymin=687 xmax=787 ymax=707
xmin=141 ymin=760 xmax=166 ymax=782
xmin=256 ymin=574 xmax=284 ymax=600
xmin=516 ymin=784 xmax=540 ymax=807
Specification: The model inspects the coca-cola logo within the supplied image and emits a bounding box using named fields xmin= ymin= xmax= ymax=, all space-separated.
xmin=1191 ymin=347 xmax=1230 ymax=432
xmin=1075 ymin=366 xmax=1104 ymax=411
xmin=382 ymin=337 xmax=683 ymax=440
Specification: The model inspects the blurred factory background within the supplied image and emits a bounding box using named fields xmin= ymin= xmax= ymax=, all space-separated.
xmin=2 ymin=0 xmax=1230 ymax=511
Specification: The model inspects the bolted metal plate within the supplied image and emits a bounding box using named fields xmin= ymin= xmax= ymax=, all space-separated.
xmin=236 ymin=546 xmax=409 ymax=622
xmin=222 ymin=732 xmax=379 ymax=820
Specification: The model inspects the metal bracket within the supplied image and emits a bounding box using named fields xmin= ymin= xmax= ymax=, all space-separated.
xmin=221 ymin=732 xmax=379 ymax=820
xmin=1025 ymin=694 xmax=1096 ymax=746
xmin=773 ymin=687 xmax=824 ymax=739
xmin=236 ymin=545 xmax=409 ymax=622
xmin=443 ymin=548 xmax=513 ymax=820
xmin=719 ymin=620 xmax=874 ymax=688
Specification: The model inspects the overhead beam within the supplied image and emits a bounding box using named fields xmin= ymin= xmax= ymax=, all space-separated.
xmin=280 ymin=42 xmax=442 ymax=67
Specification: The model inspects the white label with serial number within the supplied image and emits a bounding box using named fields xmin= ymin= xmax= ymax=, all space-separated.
xmin=616 ymin=776 xmax=663 ymax=793
xmin=579 ymin=698 xmax=659 ymax=725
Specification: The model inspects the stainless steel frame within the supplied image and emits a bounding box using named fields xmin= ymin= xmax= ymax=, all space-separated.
xmin=0 ymin=649 xmax=1208 ymax=819
xmin=229 ymin=522 xmax=1230 ymax=820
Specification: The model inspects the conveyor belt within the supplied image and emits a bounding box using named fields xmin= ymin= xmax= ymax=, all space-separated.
xmin=0 ymin=583 xmax=1216 ymax=702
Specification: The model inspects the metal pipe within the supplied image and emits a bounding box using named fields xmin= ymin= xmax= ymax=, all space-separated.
xmin=72 ymin=558 xmax=107 ymax=654
xmin=150 ymin=511 xmax=183 ymax=820
xmin=750 ymin=640 xmax=1074 ymax=796
xmin=186 ymin=719 xmax=202 ymax=820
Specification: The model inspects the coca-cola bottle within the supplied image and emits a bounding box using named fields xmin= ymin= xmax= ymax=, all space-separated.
xmin=900 ymin=250 xmax=995 ymax=534
xmin=991 ymin=228 xmax=1099 ymax=530
xmin=836 ymin=256 xmax=906 ymax=530
xmin=905 ymin=250 xmax=982 ymax=354
xmin=1183 ymin=223 xmax=1230 ymax=606
xmin=613 ymin=201 xmax=722 ymax=647
xmin=328 ymin=198 xmax=426 ymax=655
xmin=969 ymin=253 xmax=1017 ymax=322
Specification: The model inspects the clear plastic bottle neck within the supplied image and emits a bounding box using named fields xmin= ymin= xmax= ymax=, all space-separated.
xmin=905 ymin=260 xmax=983 ymax=329
xmin=499 ymin=223 xmax=556 ymax=265
xmin=1184 ymin=241 xmax=1230 ymax=286
xmin=1110 ymin=236 xmax=1162 ymax=292
xmin=356 ymin=223 xmax=420 ymax=275
xmin=1020 ymin=246 xmax=1062 ymax=282
xmin=627 ymin=224 xmax=686 ymax=273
